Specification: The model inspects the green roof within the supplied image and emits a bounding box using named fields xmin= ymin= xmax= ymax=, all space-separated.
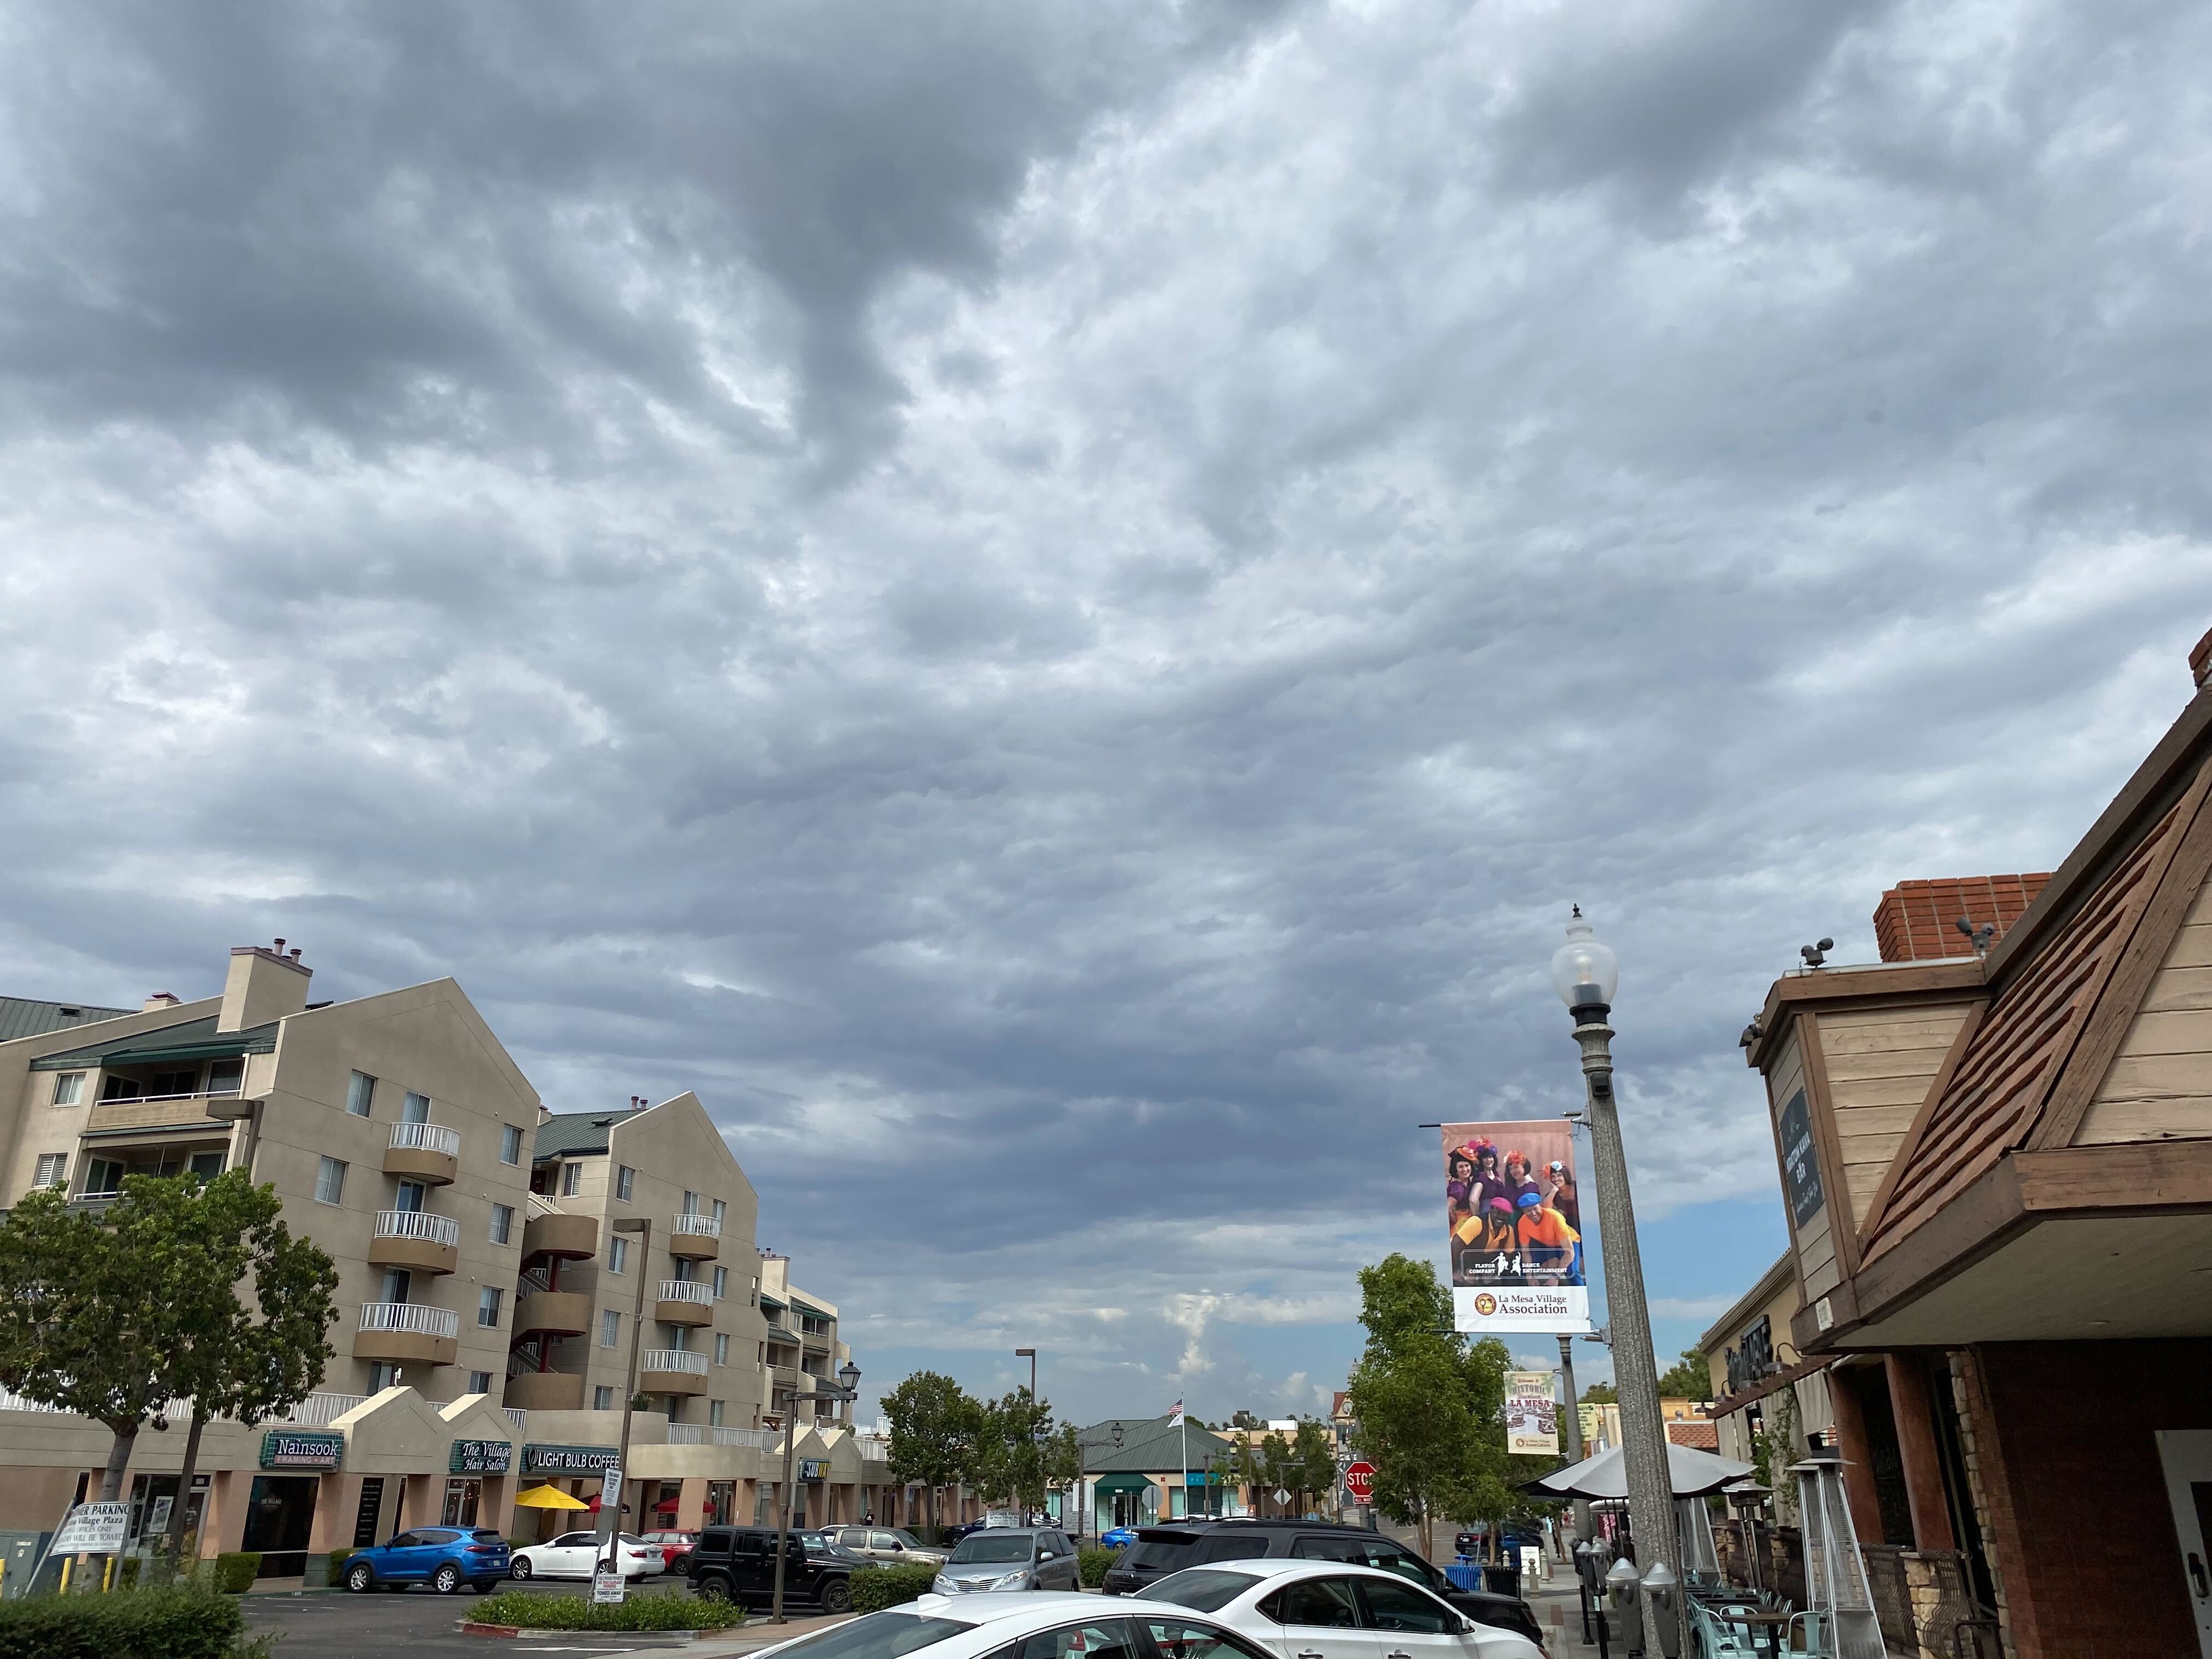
xmin=1075 ymin=1417 xmax=1231 ymax=1473
xmin=531 ymin=1108 xmax=645 ymax=1163
xmin=29 ymin=1014 xmax=279 ymax=1071
xmin=791 ymin=1299 xmax=832 ymax=1321
xmin=0 ymin=997 xmax=136 ymax=1045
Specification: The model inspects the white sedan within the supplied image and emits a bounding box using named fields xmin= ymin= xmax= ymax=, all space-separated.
xmin=1131 ymin=1560 xmax=1544 ymax=1659
xmin=509 ymin=1530 xmax=662 ymax=1581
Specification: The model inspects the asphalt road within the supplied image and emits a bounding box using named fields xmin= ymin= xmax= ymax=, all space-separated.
xmin=239 ymin=1577 xmax=763 ymax=1659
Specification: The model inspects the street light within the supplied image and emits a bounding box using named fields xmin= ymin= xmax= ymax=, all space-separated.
xmin=1014 ymin=1348 xmax=1037 ymax=1522
xmin=1551 ymin=910 xmax=1675 ymax=1599
xmin=771 ymin=1358 xmax=861 ymax=1623
xmin=598 ymin=1217 xmax=652 ymax=1588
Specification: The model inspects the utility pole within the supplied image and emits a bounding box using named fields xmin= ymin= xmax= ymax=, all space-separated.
xmin=599 ymin=1218 xmax=651 ymax=1588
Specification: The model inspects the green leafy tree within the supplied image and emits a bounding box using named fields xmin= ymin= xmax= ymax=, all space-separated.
xmin=1656 ymin=1347 xmax=1714 ymax=1402
xmin=1257 ymin=1431 xmax=1294 ymax=1515
xmin=1214 ymin=1437 xmax=1261 ymax=1516
xmin=1293 ymin=1419 xmax=1339 ymax=1515
xmin=882 ymin=1371 xmax=983 ymax=1531
xmin=1581 ymin=1381 xmax=1618 ymax=1403
xmin=1231 ymin=1409 xmax=1260 ymax=1429
xmin=974 ymin=1388 xmax=1058 ymax=1514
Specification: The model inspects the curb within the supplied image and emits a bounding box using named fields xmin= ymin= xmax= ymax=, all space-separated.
xmin=460 ymin=1622 xmax=745 ymax=1640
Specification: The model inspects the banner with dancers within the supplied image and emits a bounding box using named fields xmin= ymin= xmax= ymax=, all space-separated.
xmin=1442 ymin=1119 xmax=1593 ymax=1334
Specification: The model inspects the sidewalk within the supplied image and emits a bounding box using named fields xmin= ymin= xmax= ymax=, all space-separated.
xmin=1527 ymin=1578 xmax=1606 ymax=1657
xmin=686 ymin=1609 xmax=853 ymax=1656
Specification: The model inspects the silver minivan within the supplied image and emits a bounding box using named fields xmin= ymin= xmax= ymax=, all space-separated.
xmin=832 ymin=1526 xmax=947 ymax=1569
xmin=929 ymin=1527 xmax=1082 ymax=1593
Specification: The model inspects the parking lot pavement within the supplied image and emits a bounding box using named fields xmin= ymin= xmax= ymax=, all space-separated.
xmin=238 ymin=1577 xmax=797 ymax=1659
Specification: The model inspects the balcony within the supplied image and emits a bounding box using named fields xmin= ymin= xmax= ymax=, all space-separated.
xmin=367 ymin=1210 xmax=460 ymax=1276
xmin=667 ymin=1212 xmax=721 ymax=1260
xmin=353 ymin=1301 xmax=460 ymax=1367
xmin=86 ymin=1094 xmax=241 ymax=1135
xmin=639 ymin=1348 xmax=710 ymax=1396
xmin=668 ymin=1424 xmax=778 ymax=1448
xmin=656 ymin=1279 xmax=714 ymax=1327
xmin=520 ymin=1209 xmax=597 ymax=1263
xmin=383 ymin=1121 xmax=460 ymax=1185
xmin=513 ymin=1289 xmax=592 ymax=1338
xmin=504 ymin=1370 xmax=585 ymax=1412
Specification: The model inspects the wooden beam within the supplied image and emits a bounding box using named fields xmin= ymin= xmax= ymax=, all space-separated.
xmin=1883 ymin=1354 xmax=1957 ymax=1554
xmin=2012 ymin=1139 xmax=2212 ymax=1211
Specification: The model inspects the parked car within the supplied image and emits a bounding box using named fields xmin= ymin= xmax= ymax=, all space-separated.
xmin=686 ymin=1524 xmax=859 ymax=1612
xmin=1098 ymin=1520 xmax=1541 ymax=1651
xmin=1133 ymin=1556 xmax=1543 ymax=1659
xmin=942 ymin=1520 xmax=990 ymax=1544
xmin=342 ymin=1526 xmax=510 ymax=1594
xmin=1101 ymin=1525 xmax=1139 ymax=1549
xmin=931 ymin=1527 xmax=1084 ymax=1595
xmin=736 ymin=1587 xmax=1277 ymax=1659
xmin=832 ymin=1525 xmax=949 ymax=1567
xmin=800 ymin=1529 xmax=884 ymax=1567
xmin=640 ymin=1528 xmax=699 ymax=1572
xmin=509 ymin=1531 xmax=661 ymax=1581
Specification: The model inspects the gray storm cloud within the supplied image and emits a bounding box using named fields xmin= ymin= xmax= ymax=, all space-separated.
xmin=2 ymin=0 xmax=2209 ymax=1418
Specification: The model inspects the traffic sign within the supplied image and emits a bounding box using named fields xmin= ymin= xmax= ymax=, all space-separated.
xmin=1273 ymin=1487 xmax=1291 ymax=1506
xmin=1344 ymin=1462 xmax=1376 ymax=1503
xmin=594 ymin=1570 xmax=627 ymax=1605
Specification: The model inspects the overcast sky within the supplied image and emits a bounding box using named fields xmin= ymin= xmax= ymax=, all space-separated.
xmin=4 ymin=0 xmax=2210 ymax=1426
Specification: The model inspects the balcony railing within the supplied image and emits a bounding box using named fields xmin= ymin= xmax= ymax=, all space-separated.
xmin=657 ymin=1279 xmax=713 ymax=1305
xmin=671 ymin=1212 xmax=721 ymax=1238
xmin=375 ymin=1210 xmax=461 ymax=1246
xmin=1 ymin=1388 xmax=365 ymax=1425
xmin=390 ymin=1122 xmax=461 ymax=1156
xmin=359 ymin=1301 xmax=461 ymax=1340
xmin=668 ymin=1424 xmax=778 ymax=1448
xmin=640 ymin=1348 xmax=710 ymax=1376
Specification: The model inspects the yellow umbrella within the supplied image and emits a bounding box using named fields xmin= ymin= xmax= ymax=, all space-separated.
xmin=514 ymin=1485 xmax=590 ymax=1510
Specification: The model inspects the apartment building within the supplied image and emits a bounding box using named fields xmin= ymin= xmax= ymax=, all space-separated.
xmin=757 ymin=1251 xmax=855 ymax=1430
xmin=506 ymin=1097 xmax=768 ymax=1429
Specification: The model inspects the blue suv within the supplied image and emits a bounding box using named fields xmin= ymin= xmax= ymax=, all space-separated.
xmin=343 ymin=1526 xmax=511 ymax=1594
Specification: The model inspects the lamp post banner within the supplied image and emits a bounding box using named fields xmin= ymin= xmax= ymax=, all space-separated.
xmin=1442 ymin=1120 xmax=1592 ymax=1333
xmin=1504 ymin=1372 xmax=1560 ymax=1455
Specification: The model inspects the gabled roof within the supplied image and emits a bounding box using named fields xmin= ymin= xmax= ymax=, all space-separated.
xmin=1075 ymin=1415 xmax=1232 ymax=1472
xmin=27 ymin=1013 xmax=280 ymax=1070
xmin=531 ymin=1108 xmax=645 ymax=1163
xmin=0 ymin=996 xmax=136 ymax=1043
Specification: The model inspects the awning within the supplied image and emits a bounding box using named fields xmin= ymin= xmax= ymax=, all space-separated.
xmin=1093 ymin=1473 xmax=1152 ymax=1494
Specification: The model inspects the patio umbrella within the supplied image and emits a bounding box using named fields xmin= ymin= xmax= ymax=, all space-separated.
xmin=514 ymin=1485 xmax=591 ymax=1510
xmin=1520 ymin=1442 xmax=1756 ymax=1500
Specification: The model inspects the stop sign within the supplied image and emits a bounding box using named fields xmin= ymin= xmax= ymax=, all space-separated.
xmin=1344 ymin=1462 xmax=1376 ymax=1503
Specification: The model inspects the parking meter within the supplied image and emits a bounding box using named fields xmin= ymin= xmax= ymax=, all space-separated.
xmin=1640 ymin=1561 xmax=1681 ymax=1659
xmin=1606 ymin=1556 xmax=1644 ymax=1656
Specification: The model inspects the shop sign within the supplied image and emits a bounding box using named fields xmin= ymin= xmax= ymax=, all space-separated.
xmin=523 ymin=1442 xmax=620 ymax=1475
xmin=797 ymin=1458 xmax=827 ymax=1480
xmin=1724 ymin=1314 xmax=1775 ymax=1395
xmin=260 ymin=1430 xmax=345 ymax=1470
xmin=1777 ymin=1090 xmax=1825 ymax=1227
xmin=50 ymin=1502 xmax=131 ymax=1556
xmin=450 ymin=1439 xmax=515 ymax=1474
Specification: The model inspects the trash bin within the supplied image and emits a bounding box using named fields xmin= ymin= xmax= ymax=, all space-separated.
xmin=1443 ymin=1562 xmax=1483 ymax=1592
xmin=1483 ymin=1561 xmax=1521 ymax=1598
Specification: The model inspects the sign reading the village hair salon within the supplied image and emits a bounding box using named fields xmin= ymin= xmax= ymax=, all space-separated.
xmin=450 ymin=1439 xmax=515 ymax=1474
xmin=1776 ymin=1089 xmax=1825 ymax=1228
xmin=523 ymin=1442 xmax=621 ymax=1474
xmin=260 ymin=1431 xmax=345 ymax=1470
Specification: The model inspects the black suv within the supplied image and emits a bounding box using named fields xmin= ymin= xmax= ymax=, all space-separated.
xmin=1098 ymin=1520 xmax=1542 ymax=1649
xmin=686 ymin=1526 xmax=857 ymax=1613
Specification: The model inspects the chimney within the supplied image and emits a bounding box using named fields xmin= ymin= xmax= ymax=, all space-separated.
xmin=142 ymin=991 xmax=182 ymax=1013
xmin=1872 ymin=874 xmax=2052 ymax=963
xmin=217 ymin=938 xmax=314 ymax=1032
xmin=2192 ymin=626 xmax=2212 ymax=690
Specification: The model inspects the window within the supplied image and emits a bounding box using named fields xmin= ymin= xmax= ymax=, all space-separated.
xmin=489 ymin=1204 xmax=515 ymax=1245
xmin=314 ymin=1156 xmax=347 ymax=1205
xmin=616 ymin=1165 xmax=635 ymax=1201
xmin=713 ymin=1266 xmax=729 ymax=1299
xmin=1260 ymin=1578 xmax=1363 ymax=1628
xmin=101 ymin=1074 xmax=143 ymax=1101
xmin=608 ymin=1237 xmax=629 ymax=1275
xmin=84 ymin=1157 xmax=126 ymax=1197
xmin=394 ymin=1181 xmax=425 ymax=1214
xmin=149 ymin=1069 xmax=198 ymax=1098
xmin=402 ymin=1091 xmax=431 ymax=1124
xmin=368 ymin=1362 xmax=400 ymax=1392
xmin=714 ymin=1333 xmax=730 ymax=1366
xmin=709 ymin=1400 xmax=725 ymax=1426
xmin=996 ymin=1618 xmax=1144 ymax=1659
xmin=1138 ymin=1618 xmax=1252 ymax=1659
xmin=478 ymin=1287 xmax=504 ymax=1328
xmin=500 ymin=1124 xmax=522 ymax=1164
xmin=50 ymin=1072 xmax=84 ymax=1107
xmin=601 ymin=1311 xmax=620 ymax=1347
xmin=681 ymin=1190 xmax=698 ymax=1216
xmin=469 ymin=1371 xmax=493 ymax=1395
xmin=188 ymin=1151 xmax=225 ymax=1183
xmin=206 ymin=1058 xmax=244 ymax=1096
xmin=561 ymin=1163 xmax=582 ymax=1198
xmin=1353 ymin=1578 xmax=1455 ymax=1634
xmin=594 ymin=1385 xmax=616 ymax=1410
xmin=347 ymin=1071 xmax=376 ymax=1116
xmin=712 ymin=1197 xmax=726 ymax=1228
xmin=33 ymin=1153 xmax=68 ymax=1188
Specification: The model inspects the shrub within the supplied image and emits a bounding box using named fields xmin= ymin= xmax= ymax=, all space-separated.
xmin=850 ymin=1563 xmax=939 ymax=1612
xmin=0 ymin=1582 xmax=248 ymax=1659
xmin=470 ymin=1590 xmax=741 ymax=1632
xmin=1078 ymin=1547 xmax=1117 ymax=1588
xmin=210 ymin=1554 xmax=261 ymax=1594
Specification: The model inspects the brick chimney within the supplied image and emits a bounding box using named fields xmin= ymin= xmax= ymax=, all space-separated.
xmin=1872 ymin=874 xmax=2052 ymax=963
xmin=217 ymin=939 xmax=313 ymax=1032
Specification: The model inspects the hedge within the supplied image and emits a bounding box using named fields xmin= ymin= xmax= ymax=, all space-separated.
xmin=850 ymin=1563 xmax=939 ymax=1611
xmin=0 ymin=1583 xmax=257 ymax=1659
xmin=1079 ymin=1547 xmax=1117 ymax=1588
xmin=470 ymin=1590 xmax=741 ymax=1632
xmin=211 ymin=1554 xmax=261 ymax=1594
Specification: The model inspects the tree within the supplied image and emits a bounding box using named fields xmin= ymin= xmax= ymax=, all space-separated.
xmin=974 ymin=1388 xmax=1058 ymax=1515
xmin=883 ymin=1372 xmax=982 ymax=1531
xmin=1581 ymin=1382 xmax=1618 ymax=1403
xmin=1656 ymin=1347 xmax=1714 ymax=1402
xmin=1291 ymin=1419 xmax=1339 ymax=1515
xmin=1230 ymin=1409 xmax=1260 ymax=1430
xmin=1257 ymin=1431 xmax=1294 ymax=1515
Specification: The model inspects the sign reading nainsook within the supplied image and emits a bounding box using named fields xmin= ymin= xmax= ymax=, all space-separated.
xmin=259 ymin=1430 xmax=345 ymax=1470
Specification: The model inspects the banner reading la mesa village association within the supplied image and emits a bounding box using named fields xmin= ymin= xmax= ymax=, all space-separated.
xmin=1442 ymin=1120 xmax=1592 ymax=1334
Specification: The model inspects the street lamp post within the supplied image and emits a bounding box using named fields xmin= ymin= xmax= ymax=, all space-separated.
xmin=772 ymin=1358 xmax=861 ymax=1624
xmin=599 ymin=1217 xmax=652 ymax=1587
xmin=1551 ymin=910 xmax=1676 ymax=1600
xmin=1556 ymin=1334 xmax=1593 ymax=1545
xmin=1014 ymin=1348 xmax=1037 ymax=1522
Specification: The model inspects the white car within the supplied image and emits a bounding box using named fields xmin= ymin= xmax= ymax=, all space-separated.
xmin=509 ymin=1530 xmax=662 ymax=1581
xmin=1130 ymin=1560 xmax=1544 ymax=1659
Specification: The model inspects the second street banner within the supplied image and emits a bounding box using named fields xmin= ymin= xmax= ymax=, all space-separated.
xmin=1504 ymin=1372 xmax=1560 ymax=1455
xmin=1442 ymin=1119 xmax=1593 ymax=1334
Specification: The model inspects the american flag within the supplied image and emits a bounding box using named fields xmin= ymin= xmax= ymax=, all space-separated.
xmin=1167 ymin=1400 xmax=1184 ymax=1426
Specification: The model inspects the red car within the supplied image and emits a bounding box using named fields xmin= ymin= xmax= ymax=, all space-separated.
xmin=639 ymin=1530 xmax=698 ymax=1572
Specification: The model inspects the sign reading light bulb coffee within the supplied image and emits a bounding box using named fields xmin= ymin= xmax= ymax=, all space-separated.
xmin=1441 ymin=1120 xmax=1592 ymax=1334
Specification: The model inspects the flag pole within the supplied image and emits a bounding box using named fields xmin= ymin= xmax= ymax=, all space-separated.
xmin=1180 ymin=1409 xmax=1188 ymax=1520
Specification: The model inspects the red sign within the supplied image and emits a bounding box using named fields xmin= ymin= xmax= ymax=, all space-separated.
xmin=1344 ymin=1462 xmax=1376 ymax=1503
